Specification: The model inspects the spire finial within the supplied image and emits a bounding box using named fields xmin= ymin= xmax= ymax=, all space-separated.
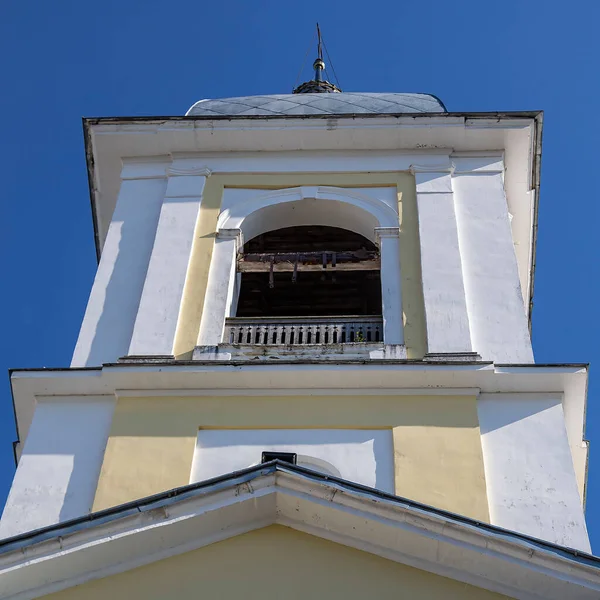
xmin=313 ymin=23 xmax=325 ymax=82
xmin=293 ymin=24 xmax=341 ymax=94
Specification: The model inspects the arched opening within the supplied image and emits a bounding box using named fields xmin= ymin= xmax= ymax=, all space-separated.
xmin=198 ymin=186 xmax=403 ymax=350
xmin=225 ymin=225 xmax=383 ymax=346
xmin=236 ymin=226 xmax=382 ymax=318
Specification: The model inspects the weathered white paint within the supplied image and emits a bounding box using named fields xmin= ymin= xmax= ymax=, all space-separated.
xmin=453 ymin=160 xmax=533 ymax=363
xmin=121 ymin=153 xmax=451 ymax=187
xmin=10 ymin=362 xmax=590 ymax=507
xmin=72 ymin=178 xmax=166 ymax=366
xmin=91 ymin=121 xmax=538 ymax=329
xmin=190 ymin=429 xmax=394 ymax=492
xmin=128 ymin=166 xmax=210 ymax=356
xmin=413 ymin=166 xmax=472 ymax=353
xmin=375 ymin=227 xmax=404 ymax=345
xmin=217 ymin=185 xmax=399 ymax=243
xmin=478 ymin=393 xmax=590 ymax=552
xmin=196 ymin=229 xmax=242 ymax=347
xmin=0 ymin=398 xmax=115 ymax=538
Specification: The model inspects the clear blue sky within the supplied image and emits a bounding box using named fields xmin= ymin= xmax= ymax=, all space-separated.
xmin=1 ymin=0 xmax=599 ymax=549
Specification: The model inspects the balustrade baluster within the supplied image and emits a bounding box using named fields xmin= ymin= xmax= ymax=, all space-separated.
xmin=223 ymin=318 xmax=384 ymax=346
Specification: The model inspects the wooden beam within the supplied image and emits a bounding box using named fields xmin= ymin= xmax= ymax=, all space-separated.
xmin=237 ymin=260 xmax=381 ymax=273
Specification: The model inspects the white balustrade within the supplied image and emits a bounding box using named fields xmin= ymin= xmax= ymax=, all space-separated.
xmin=224 ymin=316 xmax=383 ymax=346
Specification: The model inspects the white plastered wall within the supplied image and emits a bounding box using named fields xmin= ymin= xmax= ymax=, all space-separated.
xmin=128 ymin=166 xmax=211 ymax=356
xmin=413 ymin=165 xmax=472 ymax=353
xmin=0 ymin=398 xmax=115 ymax=538
xmin=452 ymin=157 xmax=533 ymax=363
xmin=72 ymin=177 xmax=166 ymax=366
xmin=477 ymin=393 xmax=590 ymax=552
xmin=190 ymin=429 xmax=394 ymax=493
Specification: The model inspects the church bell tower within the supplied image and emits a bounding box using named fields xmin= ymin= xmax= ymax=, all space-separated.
xmin=0 ymin=33 xmax=595 ymax=600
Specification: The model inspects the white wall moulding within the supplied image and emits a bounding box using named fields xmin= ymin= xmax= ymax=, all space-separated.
xmin=71 ymin=178 xmax=166 ymax=367
xmin=196 ymin=228 xmax=243 ymax=348
xmin=375 ymin=227 xmax=404 ymax=346
xmin=0 ymin=398 xmax=115 ymax=538
xmin=9 ymin=362 xmax=589 ymax=506
xmin=453 ymin=162 xmax=534 ymax=364
xmin=128 ymin=165 xmax=211 ymax=357
xmin=412 ymin=164 xmax=472 ymax=355
xmin=190 ymin=429 xmax=395 ymax=492
xmin=166 ymin=165 xmax=213 ymax=178
xmin=218 ymin=186 xmax=399 ymax=244
xmin=478 ymin=393 xmax=590 ymax=552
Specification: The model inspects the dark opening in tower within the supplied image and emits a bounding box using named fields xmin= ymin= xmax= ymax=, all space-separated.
xmin=235 ymin=226 xmax=382 ymax=317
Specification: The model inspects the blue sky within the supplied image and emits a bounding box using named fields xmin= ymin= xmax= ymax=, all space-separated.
xmin=1 ymin=0 xmax=599 ymax=549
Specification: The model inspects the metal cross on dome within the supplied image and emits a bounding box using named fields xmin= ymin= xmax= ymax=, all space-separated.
xmin=293 ymin=23 xmax=342 ymax=94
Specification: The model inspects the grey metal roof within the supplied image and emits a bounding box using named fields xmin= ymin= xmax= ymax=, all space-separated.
xmin=186 ymin=92 xmax=447 ymax=117
xmin=1 ymin=460 xmax=597 ymax=568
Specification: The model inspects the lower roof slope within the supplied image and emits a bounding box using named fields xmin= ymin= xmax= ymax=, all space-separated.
xmin=1 ymin=462 xmax=598 ymax=600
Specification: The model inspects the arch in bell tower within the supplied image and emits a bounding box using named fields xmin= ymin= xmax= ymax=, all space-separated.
xmin=197 ymin=186 xmax=403 ymax=348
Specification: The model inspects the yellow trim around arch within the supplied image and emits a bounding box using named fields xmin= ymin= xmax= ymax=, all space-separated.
xmin=172 ymin=172 xmax=426 ymax=359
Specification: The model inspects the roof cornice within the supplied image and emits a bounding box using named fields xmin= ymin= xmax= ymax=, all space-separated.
xmin=0 ymin=463 xmax=597 ymax=600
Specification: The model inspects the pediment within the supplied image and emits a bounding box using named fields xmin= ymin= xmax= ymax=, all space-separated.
xmin=0 ymin=463 xmax=598 ymax=600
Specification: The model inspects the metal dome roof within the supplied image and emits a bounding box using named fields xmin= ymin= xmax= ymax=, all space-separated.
xmin=186 ymin=92 xmax=446 ymax=117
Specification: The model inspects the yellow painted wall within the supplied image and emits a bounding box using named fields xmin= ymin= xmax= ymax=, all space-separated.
xmin=41 ymin=525 xmax=513 ymax=600
xmin=171 ymin=173 xmax=427 ymax=359
xmin=93 ymin=394 xmax=489 ymax=522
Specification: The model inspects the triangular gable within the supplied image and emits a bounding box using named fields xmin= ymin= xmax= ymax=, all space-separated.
xmin=0 ymin=463 xmax=598 ymax=600
xmin=41 ymin=525 xmax=510 ymax=600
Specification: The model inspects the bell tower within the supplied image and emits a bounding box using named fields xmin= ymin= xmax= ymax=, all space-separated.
xmin=0 ymin=37 xmax=592 ymax=562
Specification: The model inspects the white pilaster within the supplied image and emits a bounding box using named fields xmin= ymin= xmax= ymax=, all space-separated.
xmin=375 ymin=227 xmax=404 ymax=345
xmin=196 ymin=228 xmax=243 ymax=348
xmin=478 ymin=393 xmax=590 ymax=552
xmin=412 ymin=165 xmax=472 ymax=354
xmin=0 ymin=398 xmax=115 ymax=538
xmin=128 ymin=165 xmax=211 ymax=356
xmin=71 ymin=177 xmax=166 ymax=367
xmin=453 ymin=157 xmax=533 ymax=363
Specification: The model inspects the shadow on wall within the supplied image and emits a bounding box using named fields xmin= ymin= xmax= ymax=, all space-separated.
xmin=79 ymin=179 xmax=165 ymax=366
xmin=0 ymin=401 xmax=114 ymax=533
xmin=477 ymin=396 xmax=562 ymax=434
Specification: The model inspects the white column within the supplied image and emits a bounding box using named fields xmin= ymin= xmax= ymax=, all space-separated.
xmin=375 ymin=227 xmax=404 ymax=345
xmin=71 ymin=176 xmax=166 ymax=367
xmin=412 ymin=166 xmax=472 ymax=354
xmin=196 ymin=228 xmax=242 ymax=348
xmin=128 ymin=165 xmax=211 ymax=357
xmin=453 ymin=157 xmax=533 ymax=363
xmin=0 ymin=398 xmax=115 ymax=537
xmin=478 ymin=393 xmax=590 ymax=552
